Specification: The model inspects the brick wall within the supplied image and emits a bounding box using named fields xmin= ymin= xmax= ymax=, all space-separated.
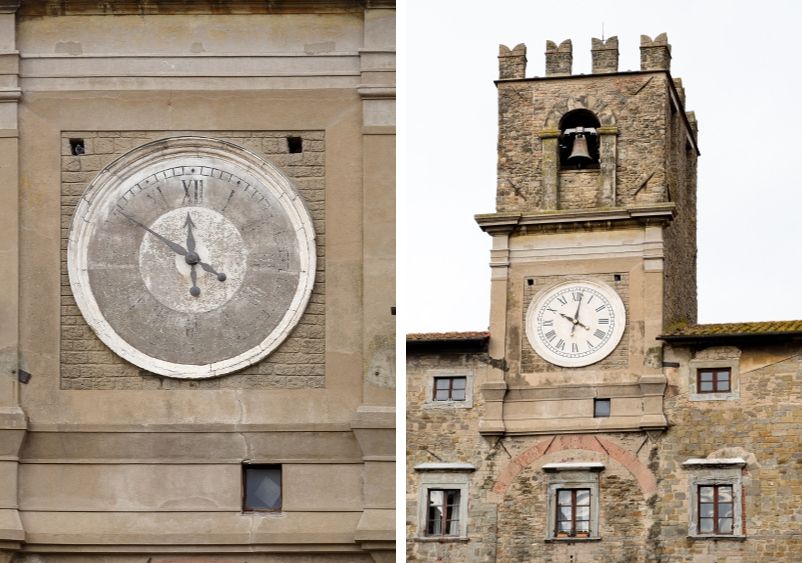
xmin=60 ymin=131 xmax=325 ymax=390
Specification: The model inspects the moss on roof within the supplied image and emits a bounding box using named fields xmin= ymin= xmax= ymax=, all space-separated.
xmin=406 ymin=331 xmax=490 ymax=342
xmin=661 ymin=320 xmax=802 ymax=339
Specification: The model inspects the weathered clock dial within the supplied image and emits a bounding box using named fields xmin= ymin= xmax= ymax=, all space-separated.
xmin=525 ymin=279 xmax=625 ymax=368
xmin=68 ymin=137 xmax=316 ymax=379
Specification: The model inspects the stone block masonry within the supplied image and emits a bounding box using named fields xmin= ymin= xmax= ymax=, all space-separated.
xmin=60 ymin=131 xmax=326 ymax=390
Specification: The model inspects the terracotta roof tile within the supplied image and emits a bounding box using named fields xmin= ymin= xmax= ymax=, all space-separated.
xmin=661 ymin=320 xmax=802 ymax=339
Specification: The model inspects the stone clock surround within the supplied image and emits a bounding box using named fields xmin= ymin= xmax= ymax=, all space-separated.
xmin=60 ymin=130 xmax=326 ymax=390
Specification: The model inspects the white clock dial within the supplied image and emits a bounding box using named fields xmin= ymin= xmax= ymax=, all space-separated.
xmin=525 ymin=280 xmax=625 ymax=368
xmin=68 ymin=137 xmax=316 ymax=379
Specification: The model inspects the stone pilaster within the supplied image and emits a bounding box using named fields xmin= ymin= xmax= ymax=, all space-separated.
xmin=0 ymin=2 xmax=25 ymax=560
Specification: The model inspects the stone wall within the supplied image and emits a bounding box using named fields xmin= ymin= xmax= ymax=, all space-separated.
xmin=496 ymin=73 xmax=674 ymax=213
xmin=60 ymin=130 xmax=326 ymax=390
xmin=655 ymin=342 xmax=802 ymax=560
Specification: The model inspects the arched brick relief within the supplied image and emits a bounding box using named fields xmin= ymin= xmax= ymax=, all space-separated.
xmin=491 ymin=434 xmax=656 ymax=499
xmin=544 ymin=95 xmax=616 ymax=129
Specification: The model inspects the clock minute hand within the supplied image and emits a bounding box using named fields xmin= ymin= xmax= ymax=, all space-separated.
xmin=198 ymin=260 xmax=227 ymax=282
xmin=184 ymin=213 xmax=196 ymax=253
xmin=119 ymin=210 xmax=187 ymax=257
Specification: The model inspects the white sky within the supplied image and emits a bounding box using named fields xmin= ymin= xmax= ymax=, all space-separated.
xmin=400 ymin=0 xmax=802 ymax=333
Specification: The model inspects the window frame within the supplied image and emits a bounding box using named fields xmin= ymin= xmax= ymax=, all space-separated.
xmin=697 ymin=484 xmax=734 ymax=535
xmin=424 ymin=369 xmax=474 ymax=409
xmin=688 ymin=357 xmax=740 ymax=402
xmin=543 ymin=462 xmax=603 ymax=541
xmin=554 ymin=488 xmax=592 ymax=538
xmin=425 ymin=488 xmax=461 ymax=537
xmin=414 ymin=463 xmax=474 ymax=541
xmin=683 ymin=458 xmax=746 ymax=539
xmin=432 ymin=375 xmax=467 ymax=402
xmin=696 ymin=367 xmax=731 ymax=394
xmin=242 ymin=463 xmax=283 ymax=513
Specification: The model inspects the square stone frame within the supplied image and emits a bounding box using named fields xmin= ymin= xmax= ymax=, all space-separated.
xmin=423 ymin=369 xmax=474 ymax=409
xmin=683 ymin=458 xmax=746 ymax=539
xmin=543 ymin=463 xmax=603 ymax=541
xmin=413 ymin=464 xmax=474 ymax=541
xmin=688 ymin=358 xmax=740 ymax=402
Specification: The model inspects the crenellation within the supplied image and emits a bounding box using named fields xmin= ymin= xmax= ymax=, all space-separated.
xmin=545 ymin=39 xmax=572 ymax=76
xmin=591 ymin=36 xmax=619 ymax=73
xmin=498 ymin=43 xmax=527 ymax=79
xmin=640 ymin=32 xmax=671 ymax=71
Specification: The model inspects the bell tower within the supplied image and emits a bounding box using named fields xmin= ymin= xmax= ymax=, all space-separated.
xmin=479 ymin=35 xmax=698 ymax=435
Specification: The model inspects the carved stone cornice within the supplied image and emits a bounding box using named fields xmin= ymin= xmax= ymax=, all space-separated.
xmin=0 ymin=1 xmax=20 ymax=14
xmin=19 ymin=0 xmax=383 ymax=16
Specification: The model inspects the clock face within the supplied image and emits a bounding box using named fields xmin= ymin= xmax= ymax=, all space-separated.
xmin=68 ymin=137 xmax=316 ymax=379
xmin=525 ymin=280 xmax=625 ymax=368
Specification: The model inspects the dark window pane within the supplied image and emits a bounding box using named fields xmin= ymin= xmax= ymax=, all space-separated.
xmin=718 ymin=486 xmax=733 ymax=502
xmin=719 ymin=503 xmax=733 ymax=518
xmin=434 ymin=389 xmax=449 ymax=401
xmin=594 ymin=399 xmax=610 ymax=417
xmin=699 ymin=381 xmax=714 ymax=392
xmin=452 ymin=377 xmax=466 ymax=390
xmin=435 ymin=378 xmax=449 ymax=390
xmin=558 ymin=521 xmax=572 ymax=532
xmin=699 ymin=486 xmax=714 ymax=502
xmin=558 ymin=506 xmax=572 ymax=520
xmin=699 ymin=371 xmax=713 ymax=381
xmin=558 ymin=490 xmax=573 ymax=505
xmin=575 ymin=506 xmax=590 ymax=521
xmin=244 ymin=465 xmax=282 ymax=511
xmin=575 ymin=489 xmax=590 ymax=505
xmin=575 ymin=520 xmax=590 ymax=532
xmin=699 ymin=503 xmax=714 ymax=518
xmin=451 ymin=388 xmax=466 ymax=401
xmin=699 ymin=517 xmax=714 ymax=533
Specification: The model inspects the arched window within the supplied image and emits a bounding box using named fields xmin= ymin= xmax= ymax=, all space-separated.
xmin=559 ymin=109 xmax=601 ymax=169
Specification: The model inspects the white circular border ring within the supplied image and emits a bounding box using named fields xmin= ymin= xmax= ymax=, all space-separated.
xmin=524 ymin=279 xmax=626 ymax=368
xmin=67 ymin=136 xmax=317 ymax=379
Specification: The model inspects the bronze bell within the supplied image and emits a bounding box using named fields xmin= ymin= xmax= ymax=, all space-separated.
xmin=567 ymin=133 xmax=592 ymax=162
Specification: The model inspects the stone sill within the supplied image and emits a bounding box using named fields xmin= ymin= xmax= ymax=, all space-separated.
xmin=413 ymin=536 xmax=469 ymax=543
xmin=687 ymin=535 xmax=746 ymax=541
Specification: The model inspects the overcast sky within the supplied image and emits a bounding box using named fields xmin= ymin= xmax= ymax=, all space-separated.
xmin=400 ymin=0 xmax=802 ymax=333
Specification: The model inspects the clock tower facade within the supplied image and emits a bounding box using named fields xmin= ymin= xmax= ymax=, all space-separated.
xmin=478 ymin=35 xmax=698 ymax=436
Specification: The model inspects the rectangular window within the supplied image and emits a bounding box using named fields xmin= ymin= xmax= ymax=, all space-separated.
xmin=593 ymin=398 xmax=611 ymax=418
xmin=243 ymin=464 xmax=282 ymax=512
xmin=698 ymin=484 xmax=733 ymax=535
xmin=697 ymin=368 xmax=731 ymax=393
xmin=433 ymin=376 xmax=466 ymax=401
xmin=555 ymin=488 xmax=591 ymax=538
xmin=425 ymin=489 xmax=460 ymax=536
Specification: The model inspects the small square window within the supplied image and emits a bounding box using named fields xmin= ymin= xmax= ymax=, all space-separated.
xmin=697 ymin=368 xmax=731 ymax=393
xmin=433 ymin=376 xmax=467 ymax=401
xmin=593 ymin=398 xmax=610 ymax=418
xmin=287 ymin=136 xmax=303 ymax=153
xmin=426 ymin=489 xmax=461 ymax=537
xmin=243 ymin=465 xmax=282 ymax=511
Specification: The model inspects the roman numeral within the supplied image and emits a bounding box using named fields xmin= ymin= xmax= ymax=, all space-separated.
xmin=586 ymin=340 xmax=595 ymax=350
xmin=182 ymin=179 xmax=204 ymax=204
xmin=555 ymin=339 xmax=565 ymax=350
xmin=543 ymin=319 xmax=554 ymax=326
xmin=598 ymin=318 xmax=610 ymax=324
xmin=587 ymin=294 xmax=594 ymax=304
xmin=572 ymin=292 xmax=583 ymax=302
xmin=544 ymin=330 xmax=556 ymax=341
xmin=556 ymin=295 xmax=568 ymax=305
xmin=546 ymin=307 xmax=557 ymax=313
xmin=594 ymin=329 xmax=606 ymax=339
xmin=571 ymin=343 xmax=579 ymax=353
xmin=595 ymin=305 xmax=606 ymax=312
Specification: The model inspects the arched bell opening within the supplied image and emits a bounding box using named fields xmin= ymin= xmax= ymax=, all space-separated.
xmin=559 ymin=109 xmax=601 ymax=170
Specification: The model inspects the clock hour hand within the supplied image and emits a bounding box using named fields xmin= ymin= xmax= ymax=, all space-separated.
xmin=119 ymin=210 xmax=188 ymax=257
xmin=559 ymin=312 xmax=576 ymax=323
xmin=189 ymin=264 xmax=200 ymax=297
xmin=198 ymin=261 xmax=227 ymax=282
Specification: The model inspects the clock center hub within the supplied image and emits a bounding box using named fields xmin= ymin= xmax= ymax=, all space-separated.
xmin=138 ymin=207 xmax=248 ymax=314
